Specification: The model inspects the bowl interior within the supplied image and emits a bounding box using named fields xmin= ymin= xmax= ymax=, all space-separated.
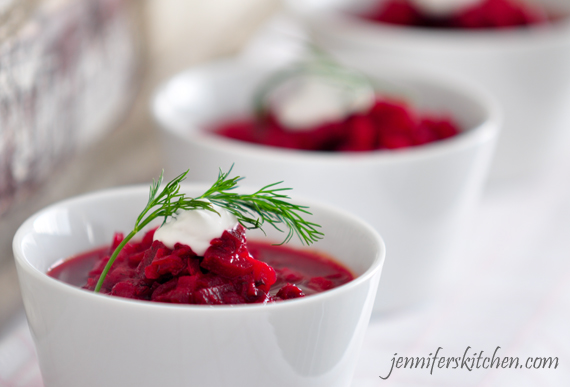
xmin=15 ymin=185 xmax=384 ymax=287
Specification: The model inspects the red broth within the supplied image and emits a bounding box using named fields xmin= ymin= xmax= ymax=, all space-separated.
xmin=48 ymin=226 xmax=353 ymax=305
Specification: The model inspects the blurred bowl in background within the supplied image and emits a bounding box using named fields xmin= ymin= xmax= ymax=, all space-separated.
xmin=285 ymin=0 xmax=570 ymax=180
xmin=152 ymin=57 xmax=500 ymax=312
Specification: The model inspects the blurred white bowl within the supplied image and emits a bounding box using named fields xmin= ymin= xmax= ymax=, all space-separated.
xmin=285 ymin=0 xmax=570 ymax=180
xmin=13 ymin=184 xmax=384 ymax=387
xmin=152 ymin=58 xmax=500 ymax=312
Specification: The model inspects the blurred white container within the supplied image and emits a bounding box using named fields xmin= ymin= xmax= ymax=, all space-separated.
xmin=152 ymin=58 xmax=500 ymax=312
xmin=285 ymin=0 xmax=570 ymax=180
xmin=0 ymin=0 xmax=142 ymax=215
xmin=13 ymin=184 xmax=385 ymax=387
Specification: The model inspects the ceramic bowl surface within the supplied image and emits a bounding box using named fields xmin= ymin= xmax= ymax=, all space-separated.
xmin=13 ymin=184 xmax=384 ymax=387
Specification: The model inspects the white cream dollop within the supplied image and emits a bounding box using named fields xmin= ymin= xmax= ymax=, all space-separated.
xmin=410 ymin=0 xmax=480 ymax=16
xmin=153 ymin=202 xmax=238 ymax=256
xmin=269 ymin=74 xmax=375 ymax=131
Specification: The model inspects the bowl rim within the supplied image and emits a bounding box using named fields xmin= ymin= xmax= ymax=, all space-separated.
xmin=286 ymin=0 xmax=570 ymax=46
xmin=151 ymin=58 xmax=501 ymax=165
xmin=13 ymin=183 xmax=386 ymax=314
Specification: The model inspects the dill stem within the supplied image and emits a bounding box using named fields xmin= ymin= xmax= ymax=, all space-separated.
xmin=94 ymin=228 xmax=138 ymax=293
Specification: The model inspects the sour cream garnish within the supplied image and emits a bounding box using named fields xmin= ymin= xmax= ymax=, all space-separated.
xmin=269 ymin=74 xmax=375 ymax=131
xmin=153 ymin=202 xmax=238 ymax=256
xmin=410 ymin=0 xmax=481 ymax=15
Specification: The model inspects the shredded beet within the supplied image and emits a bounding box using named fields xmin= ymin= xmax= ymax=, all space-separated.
xmin=48 ymin=225 xmax=354 ymax=305
xmin=213 ymin=98 xmax=460 ymax=151
xmin=363 ymin=0 xmax=550 ymax=29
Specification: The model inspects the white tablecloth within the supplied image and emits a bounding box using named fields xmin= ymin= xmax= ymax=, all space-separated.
xmin=352 ymin=149 xmax=570 ymax=387
xmin=2 ymin=150 xmax=569 ymax=386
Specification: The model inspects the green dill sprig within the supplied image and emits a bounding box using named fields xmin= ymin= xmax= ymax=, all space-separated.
xmin=94 ymin=166 xmax=323 ymax=293
xmin=199 ymin=168 xmax=323 ymax=245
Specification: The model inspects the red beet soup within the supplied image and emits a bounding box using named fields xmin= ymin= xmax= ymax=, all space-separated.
xmin=362 ymin=0 xmax=558 ymax=29
xmin=213 ymin=97 xmax=460 ymax=151
xmin=48 ymin=225 xmax=354 ymax=305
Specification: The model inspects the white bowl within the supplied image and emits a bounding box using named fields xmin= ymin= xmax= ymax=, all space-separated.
xmin=152 ymin=58 xmax=500 ymax=312
xmin=13 ymin=185 xmax=384 ymax=387
xmin=285 ymin=0 xmax=570 ymax=179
